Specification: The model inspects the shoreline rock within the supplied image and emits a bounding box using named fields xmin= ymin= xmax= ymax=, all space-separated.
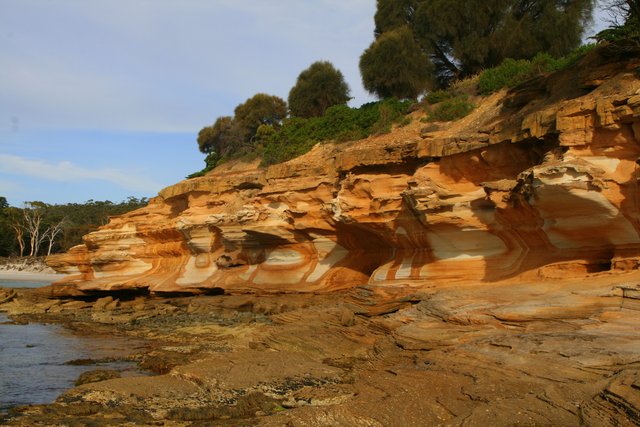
xmin=2 ymin=271 xmax=640 ymax=425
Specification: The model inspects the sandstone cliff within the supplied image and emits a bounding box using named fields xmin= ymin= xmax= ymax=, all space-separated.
xmin=47 ymin=45 xmax=640 ymax=296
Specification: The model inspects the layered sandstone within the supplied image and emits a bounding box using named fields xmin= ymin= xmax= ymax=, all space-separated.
xmin=47 ymin=46 xmax=640 ymax=296
xmin=5 ymin=44 xmax=639 ymax=426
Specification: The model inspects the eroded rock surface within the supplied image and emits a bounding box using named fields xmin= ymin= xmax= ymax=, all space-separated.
xmin=15 ymin=45 xmax=639 ymax=426
xmin=46 ymin=47 xmax=640 ymax=298
xmin=2 ymin=272 xmax=640 ymax=426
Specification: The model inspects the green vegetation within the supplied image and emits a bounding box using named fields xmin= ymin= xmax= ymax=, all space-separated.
xmin=0 ymin=197 xmax=12 ymax=256
xmin=261 ymin=99 xmax=411 ymax=166
xmin=0 ymin=197 xmax=148 ymax=257
xmin=193 ymin=62 xmax=351 ymax=176
xmin=193 ymin=93 xmax=287 ymax=176
xmin=234 ymin=94 xmax=287 ymax=141
xmin=361 ymin=0 xmax=595 ymax=94
xmin=197 ymin=93 xmax=287 ymax=157
xmin=478 ymin=46 xmax=596 ymax=94
xmin=359 ymin=26 xmax=433 ymax=99
xmin=197 ymin=116 xmax=240 ymax=157
xmin=478 ymin=58 xmax=540 ymax=95
xmin=424 ymin=89 xmax=453 ymax=105
xmin=189 ymin=0 xmax=640 ymax=172
xmin=596 ymin=1 xmax=640 ymax=41
xmin=190 ymin=39 xmax=600 ymax=174
xmin=186 ymin=152 xmax=220 ymax=179
xmin=426 ymin=95 xmax=475 ymax=122
xmin=420 ymin=43 xmax=596 ymax=121
xmin=288 ymin=61 xmax=351 ymax=118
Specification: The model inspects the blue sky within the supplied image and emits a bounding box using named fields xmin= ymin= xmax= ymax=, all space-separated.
xmin=1 ymin=1 xmax=608 ymax=206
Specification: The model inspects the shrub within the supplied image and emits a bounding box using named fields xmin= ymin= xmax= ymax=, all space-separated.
xmin=449 ymin=74 xmax=480 ymax=95
xmin=426 ymin=96 xmax=475 ymax=122
xmin=261 ymin=99 xmax=410 ymax=166
xmin=477 ymin=58 xmax=534 ymax=94
xmin=398 ymin=116 xmax=412 ymax=127
xmin=424 ymin=90 xmax=453 ymax=105
xmin=552 ymin=44 xmax=596 ymax=69
xmin=477 ymin=45 xmax=597 ymax=95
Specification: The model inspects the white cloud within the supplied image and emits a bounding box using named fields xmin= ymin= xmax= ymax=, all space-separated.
xmin=0 ymin=154 xmax=162 ymax=194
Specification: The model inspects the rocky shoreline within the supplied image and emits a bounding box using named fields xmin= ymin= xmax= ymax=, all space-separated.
xmin=1 ymin=271 xmax=639 ymax=426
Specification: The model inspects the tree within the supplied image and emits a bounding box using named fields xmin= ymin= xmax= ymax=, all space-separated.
xmin=362 ymin=0 xmax=595 ymax=89
xmin=234 ymin=93 xmax=287 ymax=139
xmin=23 ymin=202 xmax=48 ymax=257
xmin=0 ymin=198 xmax=147 ymax=257
xmin=50 ymin=198 xmax=148 ymax=252
xmin=374 ymin=0 xmax=417 ymax=36
xmin=288 ymin=61 xmax=351 ymax=118
xmin=597 ymin=0 xmax=640 ymax=40
xmin=42 ymin=217 xmax=66 ymax=256
xmin=7 ymin=207 xmax=25 ymax=257
xmin=197 ymin=94 xmax=286 ymax=160
xmin=0 ymin=198 xmax=15 ymax=256
xmin=360 ymin=26 xmax=433 ymax=99
xmin=197 ymin=116 xmax=243 ymax=156
xmin=602 ymin=0 xmax=640 ymax=25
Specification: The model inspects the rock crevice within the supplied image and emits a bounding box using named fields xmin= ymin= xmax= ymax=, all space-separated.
xmin=47 ymin=50 xmax=640 ymax=296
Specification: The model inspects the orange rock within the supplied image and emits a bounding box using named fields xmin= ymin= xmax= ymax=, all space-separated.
xmin=47 ymin=52 xmax=640 ymax=296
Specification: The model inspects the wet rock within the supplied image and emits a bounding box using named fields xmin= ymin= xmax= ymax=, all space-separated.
xmin=75 ymin=369 xmax=121 ymax=386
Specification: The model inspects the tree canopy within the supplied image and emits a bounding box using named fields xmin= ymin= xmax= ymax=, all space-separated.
xmin=360 ymin=26 xmax=433 ymax=99
xmin=197 ymin=94 xmax=286 ymax=156
xmin=597 ymin=0 xmax=640 ymax=40
xmin=234 ymin=93 xmax=287 ymax=140
xmin=288 ymin=61 xmax=351 ymax=118
xmin=197 ymin=116 xmax=243 ymax=156
xmin=0 ymin=197 xmax=148 ymax=257
xmin=361 ymin=0 xmax=596 ymax=94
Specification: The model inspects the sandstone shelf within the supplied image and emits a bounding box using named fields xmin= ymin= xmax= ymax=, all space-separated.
xmin=47 ymin=47 xmax=640 ymax=298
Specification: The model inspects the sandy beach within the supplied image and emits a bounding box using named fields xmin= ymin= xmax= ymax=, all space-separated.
xmin=0 ymin=257 xmax=63 ymax=283
xmin=0 ymin=270 xmax=62 ymax=283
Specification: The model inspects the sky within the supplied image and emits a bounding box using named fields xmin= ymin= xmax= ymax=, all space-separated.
xmin=0 ymin=1 xmax=609 ymax=207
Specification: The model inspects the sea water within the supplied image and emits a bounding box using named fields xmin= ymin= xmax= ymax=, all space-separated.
xmin=0 ymin=280 xmax=147 ymax=412
xmin=0 ymin=280 xmax=52 ymax=289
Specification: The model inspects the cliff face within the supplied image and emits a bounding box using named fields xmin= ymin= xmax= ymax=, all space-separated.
xmin=47 ymin=48 xmax=640 ymax=296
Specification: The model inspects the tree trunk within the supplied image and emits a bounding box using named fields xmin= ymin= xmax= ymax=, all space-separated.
xmin=43 ymin=219 xmax=65 ymax=256
xmin=10 ymin=223 xmax=25 ymax=257
xmin=23 ymin=207 xmax=42 ymax=257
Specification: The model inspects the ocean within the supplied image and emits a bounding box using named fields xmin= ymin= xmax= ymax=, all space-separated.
xmin=0 ymin=280 xmax=146 ymax=413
